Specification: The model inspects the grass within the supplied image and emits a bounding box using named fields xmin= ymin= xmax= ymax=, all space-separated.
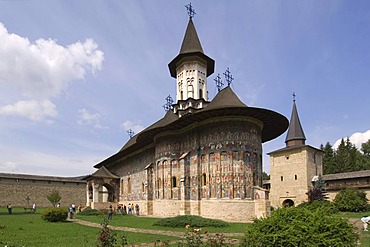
xmin=76 ymin=213 xmax=247 ymax=233
xmin=2 ymin=207 xmax=370 ymax=246
xmin=0 ymin=207 xmax=179 ymax=246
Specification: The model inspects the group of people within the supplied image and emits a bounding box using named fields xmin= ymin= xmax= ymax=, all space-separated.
xmin=107 ymin=203 xmax=140 ymax=219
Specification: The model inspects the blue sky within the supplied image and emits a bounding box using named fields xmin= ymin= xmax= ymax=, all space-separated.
xmin=0 ymin=1 xmax=370 ymax=176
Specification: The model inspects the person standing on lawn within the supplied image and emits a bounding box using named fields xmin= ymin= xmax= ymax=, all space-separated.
xmin=361 ymin=216 xmax=370 ymax=231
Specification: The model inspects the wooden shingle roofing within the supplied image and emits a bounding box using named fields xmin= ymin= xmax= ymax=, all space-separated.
xmin=94 ymin=86 xmax=288 ymax=169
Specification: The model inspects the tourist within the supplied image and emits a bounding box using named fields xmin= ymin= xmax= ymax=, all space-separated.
xmin=32 ymin=203 xmax=36 ymax=213
xmin=71 ymin=203 xmax=76 ymax=212
xmin=6 ymin=204 xmax=12 ymax=214
xmin=57 ymin=202 xmax=60 ymax=207
xmin=361 ymin=216 xmax=370 ymax=231
xmin=108 ymin=205 xmax=113 ymax=220
xmin=131 ymin=203 xmax=134 ymax=214
xmin=68 ymin=205 xmax=74 ymax=219
xmin=128 ymin=203 xmax=132 ymax=214
xmin=123 ymin=205 xmax=127 ymax=215
xmin=78 ymin=204 xmax=82 ymax=213
xmin=135 ymin=204 xmax=139 ymax=216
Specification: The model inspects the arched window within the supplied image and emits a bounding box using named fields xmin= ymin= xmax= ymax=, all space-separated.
xmin=188 ymin=84 xmax=194 ymax=98
xmin=201 ymin=173 xmax=206 ymax=186
xmin=199 ymin=89 xmax=203 ymax=99
xmin=180 ymin=91 xmax=183 ymax=100
xmin=127 ymin=177 xmax=131 ymax=194
xmin=172 ymin=176 xmax=177 ymax=188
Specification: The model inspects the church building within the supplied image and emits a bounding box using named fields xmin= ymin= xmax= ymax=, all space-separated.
xmin=85 ymin=8 xmax=289 ymax=222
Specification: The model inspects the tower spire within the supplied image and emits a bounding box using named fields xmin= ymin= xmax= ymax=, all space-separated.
xmin=285 ymin=93 xmax=306 ymax=147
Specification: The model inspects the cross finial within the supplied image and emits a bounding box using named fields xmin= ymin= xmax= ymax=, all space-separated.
xmin=185 ymin=2 xmax=196 ymax=19
xmin=292 ymin=92 xmax=296 ymax=102
xmin=223 ymin=67 xmax=234 ymax=86
xmin=214 ymin=73 xmax=223 ymax=92
xmin=163 ymin=95 xmax=174 ymax=112
xmin=127 ymin=129 xmax=135 ymax=138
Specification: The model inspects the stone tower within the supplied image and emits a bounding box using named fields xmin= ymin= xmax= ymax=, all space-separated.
xmin=269 ymin=97 xmax=323 ymax=207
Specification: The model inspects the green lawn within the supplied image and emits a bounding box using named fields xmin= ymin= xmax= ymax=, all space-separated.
xmin=76 ymin=213 xmax=247 ymax=234
xmin=0 ymin=208 xmax=179 ymax=246
xmin=2 ymin=207 xmax=370 ymax=246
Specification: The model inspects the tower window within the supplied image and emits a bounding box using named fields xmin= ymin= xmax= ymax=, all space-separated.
xmin=199 ymin=89 xmax=203 ymax=99
xmin=295 ymin=175 xmax=297 ymax=180
xmin=286 ymin=156 xmax=289 ymax=160
xmin=172 ymin=177 xmax=177 ymax=188
xmin=281 ymin=176 xmax=284 ymax=181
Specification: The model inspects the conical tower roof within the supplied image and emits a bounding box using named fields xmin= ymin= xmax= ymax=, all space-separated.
xmin=179 ymin=18 xmax=203 ymax=54
xmin=285 ymin=100 xmax=306 ymax=147
xmin=168 ymin=18 xmax=214 ymax=78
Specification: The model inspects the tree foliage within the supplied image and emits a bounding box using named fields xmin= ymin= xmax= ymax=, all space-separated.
xmin=333 ymin=188 xmax=368 ymax=212
xmin=321 ymin=138 xmax=370 ymax=174
xmin=306 ymin=175 xmax=328 ymax=202
xmin=46 ymin=189 xmax=62 ymax=207
xmin=242 ymin=206 xmax=358 ymax=247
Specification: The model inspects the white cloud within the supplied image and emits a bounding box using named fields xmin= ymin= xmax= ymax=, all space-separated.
xmin=121 ymin=120 xmax=144 ymax=135
xmin=0 ymin=99 xmax=57 ymax=122
xmin=0 ymin=161 xmax=18 ymax=173
xmin=333 ymin=130 xmax=370 ymax=150
xmin=0 ymin=22 xmax=104 ymax=99
xmin=77 ymin=108 xmax=104 ymax=129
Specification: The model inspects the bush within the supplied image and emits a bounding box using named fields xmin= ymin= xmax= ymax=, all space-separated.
xmin=242 ymin=206 xmax=358 ymax=247
xmin=153 ymin=215 xmax=229 ymax=228
xmin=41 ymin=207 xmax=68 ymax=222
xmin=334 ymin=188 xmax=368 ymax=212
xmin=298 ymin=200 xmax=338 ymax=215
xmin=77 ymin=208 xmax=101 ymax=216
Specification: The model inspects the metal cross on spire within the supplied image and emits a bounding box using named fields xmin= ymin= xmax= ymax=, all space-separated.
xmin=163 ymin=95 xmax=174 ymax=112
xmin=292 ymin=92 xmax=296 ymax=102
xmin=127 ymin=129 xmax=135 ymax=138
xmin=223 ymin=67 xmax=234 ymax=86
xmin=185 ymin=2 xmax=196 ymax=19
xmin=214 ymin=73 xmax=223 ymax=92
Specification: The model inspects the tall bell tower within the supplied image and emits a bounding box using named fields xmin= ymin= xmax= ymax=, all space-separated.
xmin=269 ymin=95 xmax=323 ymax=207
xmin=168 ymin=3 xmax=215 ymax=117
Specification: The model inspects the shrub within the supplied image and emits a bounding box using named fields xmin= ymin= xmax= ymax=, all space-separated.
xmin=242 ymin=206 xmax=358 ymax=247
xmin=333 ymin=188 xmax=368 ymax=212
xmin=77 ymin=208 xmax=101 ymax=216
xmin=97 ymin=218 xmax=116 ymax=247
xmin=298 ymin=200 xmax=338 ymax=215
xmin=41 ymin=207 xmax=68 ymax=222
xmin=153 ymin=215 xmax=229 ymax=228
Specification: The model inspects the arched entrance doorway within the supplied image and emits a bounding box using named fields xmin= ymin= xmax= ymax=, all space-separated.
xmin=102 ymin=183 xmax=115 ymax=202
xmin=282 ymin=199 xmax=294 ymax=207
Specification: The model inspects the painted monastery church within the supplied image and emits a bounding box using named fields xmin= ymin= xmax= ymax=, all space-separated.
xmin=85 ymin=13 xmax=324 ymax=222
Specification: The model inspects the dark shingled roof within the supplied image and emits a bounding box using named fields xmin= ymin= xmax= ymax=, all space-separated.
xmin=168 ymin=18 xmax=214 ymax=78
xmin=0 ymin=172 xmax=85 ymax=183
xmin=285 ymin=101 xmax=306 ymax=145
xmin=84 ymin=166 xmax=119 ymax=180
xmin=94 ymin=86 xmax=289 ymax=169
xmin=322 ymin=170 xmax=370 ymax=181
xmin=179 ymin=18 xmax=203 ymax=54
xmin=203 ymin=86 xmax=248 ymax=110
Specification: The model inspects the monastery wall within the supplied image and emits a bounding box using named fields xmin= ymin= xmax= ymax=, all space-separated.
xmin=0 ymin=176 xmax=86 ymax=208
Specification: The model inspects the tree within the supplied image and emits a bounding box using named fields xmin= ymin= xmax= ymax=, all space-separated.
xmin=321 ymin=142 xmax=335 ymax=174
xmin=307 ymin=175 xmax=328 ymax=202
xmin=262 ymin=171 xmax=270 ymax=180
xmin=333 ymin=188 xmax=368 ymax=212
xmin=46 ymin=189 xmax=61 ymax=207
xmin=361 ymin=139 xmax=370 ymax=157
